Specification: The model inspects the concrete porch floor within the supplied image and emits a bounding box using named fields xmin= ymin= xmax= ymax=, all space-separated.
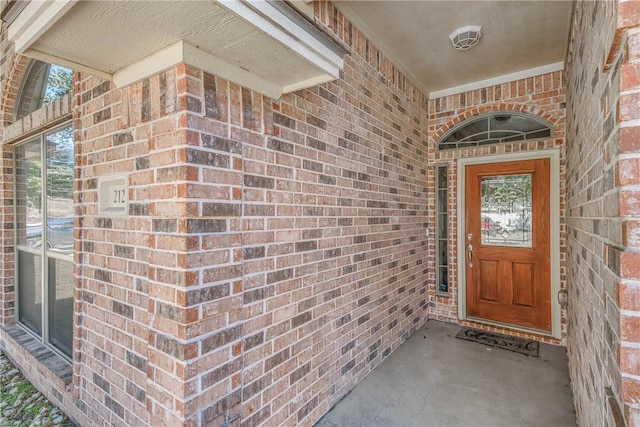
xmin=316 ymin=320 xmax=576 ymax=427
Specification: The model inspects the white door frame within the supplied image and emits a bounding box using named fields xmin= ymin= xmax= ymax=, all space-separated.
xmin=457 ymin=149 xmax=562 ymax=339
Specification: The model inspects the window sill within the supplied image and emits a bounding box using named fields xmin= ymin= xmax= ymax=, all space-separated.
xmin=1 ymin=325 xmax=72 ymax=385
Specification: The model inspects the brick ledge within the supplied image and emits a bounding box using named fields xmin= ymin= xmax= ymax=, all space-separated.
xmin=0 ymin=325 xmax=72 ymax=385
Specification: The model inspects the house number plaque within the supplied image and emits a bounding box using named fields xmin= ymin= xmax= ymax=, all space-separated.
xmin=99 ymin=175 xmax=128 ymax=215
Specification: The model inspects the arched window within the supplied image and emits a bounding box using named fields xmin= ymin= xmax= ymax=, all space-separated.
xmin=438 ymin=112 xmax=553 ymax=150
xmin=13 ymin=60 xmax=74 ymax=359
xmin=14 ymin=60 xmax=72 ymax=121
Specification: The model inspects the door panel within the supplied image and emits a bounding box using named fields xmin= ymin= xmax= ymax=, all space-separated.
xmin=465 ymin=159 xmax=551 ymax=332
xmin=512 ymin=263 xmax=534 ymax=307
xmin=479 ymin=260 xmax=499 ymax=302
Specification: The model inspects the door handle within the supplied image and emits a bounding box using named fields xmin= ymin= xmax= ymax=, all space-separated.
xmin=467 ymin=243 xmax=473 ymax=268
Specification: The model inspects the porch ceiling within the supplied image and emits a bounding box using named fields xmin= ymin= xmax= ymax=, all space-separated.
xmin=335 ymin=1 xmax=573 ymax=97
xmin=7 ymin=0 xmax=345 ymax=99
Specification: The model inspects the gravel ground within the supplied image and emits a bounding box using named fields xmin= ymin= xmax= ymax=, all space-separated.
xmin=0 ymin=351 xmax=75 ymax=427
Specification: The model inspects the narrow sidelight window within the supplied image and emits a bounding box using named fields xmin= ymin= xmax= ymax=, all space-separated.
xmin=436 ymin=165 xmax=449 ymax=295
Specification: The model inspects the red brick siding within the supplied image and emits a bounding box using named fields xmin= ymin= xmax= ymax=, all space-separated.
xmin=1 ymin=3 xmax=432 ymax=427
xmin=74 ymin=69 xmax=192 ymax=426
xmin=616 ymin=0 xmax=640 ymax=424
xmin=565 ymin=1 xmax=635 ymax=425
xmin=173 ymin=2 xmax=431 ymax=422
xmin=0 ymin=20 xmax=88 ymax=426
xmin=7 ymin=1 xmax=640 ymax=426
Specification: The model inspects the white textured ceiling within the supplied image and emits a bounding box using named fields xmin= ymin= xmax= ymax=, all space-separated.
xmin=335 ymin=1 xmax=573 ymax=95
xmin=31 ymin=1 xmax=323 ymax=87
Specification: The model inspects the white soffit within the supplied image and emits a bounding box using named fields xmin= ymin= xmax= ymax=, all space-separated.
xmin=7 ymin=0 xmax=345 ymax=99
xmin=335 ymin=1 xmax=572 ymax=96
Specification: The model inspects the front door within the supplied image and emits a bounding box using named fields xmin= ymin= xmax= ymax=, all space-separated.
xmin=465 ymin=159 xmax=551 ymax=332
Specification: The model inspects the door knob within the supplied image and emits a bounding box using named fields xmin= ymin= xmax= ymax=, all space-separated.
xmin=467 ymin=243 xmax=473 ymax=267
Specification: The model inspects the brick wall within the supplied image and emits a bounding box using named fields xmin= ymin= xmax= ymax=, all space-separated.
xmin=619 ymin=11 xmax=640 ymax=423
xmin=74 ymin=69 xmax=172 ymax=425
xmin=0 ymin=21 xmax=14 ymax=328
xmin=612 ymin=1 xmax=640 ymax=425
xmin=9 ymin=1 xmax=640 ymax=426
xmin=70 ymin=1 xmax=431 ymax=424
xmin=0 ymin=17 xmax=90 ymax=427
xmin=178 ymin=1 xmax=430 ymax=423
xmin=427 ymin=73 xmax=567 ymax=343
xmin=1 ymin=2 xmax=432 ymax=426
xmin=564 ymin=1 xmax=640 ymax=425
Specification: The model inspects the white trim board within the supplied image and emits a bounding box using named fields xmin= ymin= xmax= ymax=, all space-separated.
xmin=429 ymin=62 xmax=565 ymax=99
xmin=8 ymin=0 xmax=78 ymax=55
xmin=111 ymin=41 xmax=284 ymax=99
xmin=456 ymin=149 xmax=562 ymax=340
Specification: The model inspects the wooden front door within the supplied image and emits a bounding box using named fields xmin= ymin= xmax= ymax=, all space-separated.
xmin=465 ymin=159 xmax=551 ymax=331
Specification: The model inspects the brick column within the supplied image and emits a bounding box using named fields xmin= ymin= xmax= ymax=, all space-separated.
xmin=0 ymin=143 xmax=14 ymax=326
xmin=74 ymin=67 xmax=214 ymax=426
xmin=141 ymin=65 xmax=247 ymax=426
xmin=0 ymin=23 xmax=16 ymax=327
xmin=170 ymin=67 xmax=246 ymax=427
xmin=617 ymin=2 xmax=640 ymax=423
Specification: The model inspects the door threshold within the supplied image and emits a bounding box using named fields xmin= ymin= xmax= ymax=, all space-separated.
xmin=461 ymin=317 xmax=559 ymax=344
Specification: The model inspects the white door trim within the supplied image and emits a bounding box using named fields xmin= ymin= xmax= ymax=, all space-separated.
xmin=457 ymin=149 xmax=561 ymax=339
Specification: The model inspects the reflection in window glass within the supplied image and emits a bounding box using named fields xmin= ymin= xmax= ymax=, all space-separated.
xmin=14 ymin=61 xmax=72 ymax=121
xmin=18 ymin=252 xmax=42 ymax=335
xmin=15 ymin=139 xmax=43 ymax=247
xmin=481 ymin=174 xmax=532 ymax=247
xmin=46 ymin=126 xmax=74 ymax=255
xmin=48 ymin=258 xmax=73 ymax=356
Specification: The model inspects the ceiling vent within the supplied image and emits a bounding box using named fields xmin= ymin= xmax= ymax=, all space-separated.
xmin=449 ymin=25 xmax=483 ymax=51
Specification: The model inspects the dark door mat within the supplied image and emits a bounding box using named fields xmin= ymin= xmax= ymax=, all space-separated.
xmin=455 ymin=327 xmax=539 ymax=357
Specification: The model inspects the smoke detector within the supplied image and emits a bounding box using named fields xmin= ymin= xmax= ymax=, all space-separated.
xmin=449 ymin=25 xmax=483 ymax=51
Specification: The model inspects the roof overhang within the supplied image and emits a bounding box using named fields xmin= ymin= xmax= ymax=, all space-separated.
xmin=6 ymin=0 xmax=346 ymax=99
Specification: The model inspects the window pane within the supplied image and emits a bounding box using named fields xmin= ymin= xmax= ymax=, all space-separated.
xmin=14 ymin=61 xmax=72 ymax=121
xmin=437 ymin=189 xmax=447 ymax=213
xmin=437 ymin=165 xmax=448 ymax=189
xmin=48 ymin=258 xmax=73 ymax=357
xmin=435 ymin=165 xmax=449 ymax=294
xmin=439 ymin=241 xmax=448 ymax=266
xmin=43 ymin=65 xmax=72 ymax=105
xmin=46 ymin=126 xmax=74 ymax=256
xmin=14 ymin=61 xmax=49 ymax=121
xmin=438 ymin=267 xmax=448 ymax=293
xmin=15 ymin=138 xmax=43 ymax=248
xmin=439 ymin=112 xmax=552 ymax=150
xmin=444 ymin=116 xmax=488 ymax=142
xmin=18 ymin=251 xmax=42 ymax=335
xmin=481 ymin=174 xmax=532 ymax=247
xmin=438 ymin=213 xmax=447 ymax=239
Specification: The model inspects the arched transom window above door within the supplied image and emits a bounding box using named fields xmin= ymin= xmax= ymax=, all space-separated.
xmin=438 ymin=112 xmax=553 ymax=150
